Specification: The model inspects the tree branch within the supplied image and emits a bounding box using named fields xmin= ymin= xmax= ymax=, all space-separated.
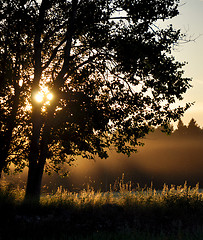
xmin=42 ymin=20 xmax=68 ymax=46
xmin=42 ymin=38 xmax=66 ymax=71
xmin=54 ymin=0 xmax=78 ymax=87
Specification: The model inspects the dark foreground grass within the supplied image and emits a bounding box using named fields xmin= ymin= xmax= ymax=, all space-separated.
xmin=5 ymin=228 xmax=203 ymax=240
xmin=0 ymin=179 xmax=203 ymax=239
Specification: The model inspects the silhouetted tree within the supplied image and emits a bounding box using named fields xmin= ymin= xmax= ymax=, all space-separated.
xmin=174 ymin=119 xmax=188 ymax=136
xmin=187 ymin=118 xmax=202 ymax=137
xmin=0 ymin=1 xmax=34 ymax=177
xmin=1 ymin=0 xmax=192 ymax=201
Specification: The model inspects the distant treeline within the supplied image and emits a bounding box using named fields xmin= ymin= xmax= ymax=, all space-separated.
xmin=150 ymin=118 xmax=203 ymax=139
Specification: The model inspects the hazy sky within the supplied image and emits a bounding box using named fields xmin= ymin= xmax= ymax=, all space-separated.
xmin=168 ymin=0 xmax=203 ymax=126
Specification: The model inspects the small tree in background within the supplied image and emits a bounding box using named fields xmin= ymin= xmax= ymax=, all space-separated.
xmin=175 ymin=119 xmax=188 ymax=136
xmin=1 ymin=0 xmax=192 ymax=201
xmin=187 ymin=118 xmax=202 ymax=136
xmin=173 ymin=118 xmax=203 ymax=138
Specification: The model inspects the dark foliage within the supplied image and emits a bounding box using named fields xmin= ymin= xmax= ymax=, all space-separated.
xmin=0 ymin=0 xmax=192 ymax=200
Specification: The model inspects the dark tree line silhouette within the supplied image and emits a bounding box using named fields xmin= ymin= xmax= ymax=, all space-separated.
xmin=174 ymin=118 xmax=203 ymax=137
xmin=151 ymin=118 xmax=203 ymax=139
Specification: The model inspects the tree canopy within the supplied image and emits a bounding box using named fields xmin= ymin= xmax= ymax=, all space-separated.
xmin=0 ymin=0 xmax=34 ymax=175
xmin=0 ymin=0 xmax=192 ymax=200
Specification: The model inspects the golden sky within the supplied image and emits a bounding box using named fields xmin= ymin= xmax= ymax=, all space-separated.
xmin=169 ymin=0 xmax=203 ymax=127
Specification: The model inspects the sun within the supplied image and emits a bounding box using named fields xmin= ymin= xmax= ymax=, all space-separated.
xmin=34 ymin=86 xmax=53 ymax=103
xmin=35 ymin=92 xmax=44 ymax=103
xmin=47 ymin=93 xmax=53 ymax=101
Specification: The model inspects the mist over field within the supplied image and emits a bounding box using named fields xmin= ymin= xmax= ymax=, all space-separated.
xmin=4 ymin=120 xmax=203 ymax=192
xmin=54 ymin=135 xmax=203 ymax=191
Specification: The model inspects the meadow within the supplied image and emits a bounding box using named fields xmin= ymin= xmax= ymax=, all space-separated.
xmin=0 ymin=177 xmax=203 ymax=240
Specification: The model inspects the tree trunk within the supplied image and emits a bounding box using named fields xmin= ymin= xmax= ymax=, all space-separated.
xmin=25 ymin=112 xmax=51 ymax=202
xmin=24 ymin=165 xmax=43 ymax=203
xmin=25 ymin=152 xmax=47 ymax=203
xmin=24 ymin=105 xmax=43 ymax=202
xmin=24 ymin=141 xmax=50 ymax=202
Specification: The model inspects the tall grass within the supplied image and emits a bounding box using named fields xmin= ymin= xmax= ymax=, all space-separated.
xmin=40 ymin=175 xmax=202 ymax=210
xmin=1 ymin=176 xmax=203 ymax=239
xmin=1 ymin=174 xmax=203 ymax=212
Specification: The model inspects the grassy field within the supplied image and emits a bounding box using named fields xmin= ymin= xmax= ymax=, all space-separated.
xmin=0 ymin=178 xmax=203 ymax=239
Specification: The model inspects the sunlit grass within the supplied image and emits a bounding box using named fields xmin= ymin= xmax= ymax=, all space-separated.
xmin=1 ymin=177 xmax=203 ymax=239
xmin=0 ymin=175 xmax=203 ymax=209
xmin=39 ymin=176 xmax=202 ymax=210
